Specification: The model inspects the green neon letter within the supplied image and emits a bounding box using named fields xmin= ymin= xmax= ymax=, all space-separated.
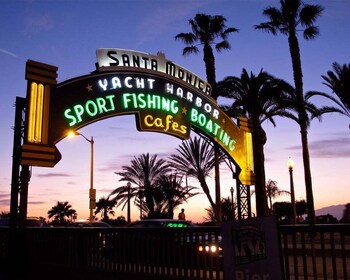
xmin=73 ymin=104 xmax=84 ymax=123
xmin=85 ymin=100 xmax=98 ymax=116
xmin=64 ymin=109 xmax=77 ymax=126
xmin=123 ymin=93 xmax=134 ymax=109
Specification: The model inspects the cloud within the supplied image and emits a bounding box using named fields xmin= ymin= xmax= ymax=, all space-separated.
xmin=36 ymin=173 xmax=72 ymax=178
xmin=0 ymin=48 xmax=17 ymax=58
xmin=286 ymin=135 xmax=350 ymax=158
xmin=97 ymin=162 xmax=123 ymax=173
xmin=108 ymin=126 xmax=125 ymax=131
xmin=24 ymin=14 xmax=54 ymax=36
xmin=28 ymin=201 xmax=46 ymax=205
xmin=309 ymin=137 xmax=350 ymax=158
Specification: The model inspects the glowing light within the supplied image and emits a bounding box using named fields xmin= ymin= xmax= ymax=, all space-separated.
xmin=64 ymin=95 xmax=115 ymax=126
xmin=122 ymin=93 xmax=179 ymax=114
xmin=210 ymin=245 xmax=217 ymax=253
xmin=28 ymin=82 xmax=44 ymax=143
xmin=287 ymin=157 xmax=295 ymax=169
xmin=246 ymin=132 xmax=254 ymax=171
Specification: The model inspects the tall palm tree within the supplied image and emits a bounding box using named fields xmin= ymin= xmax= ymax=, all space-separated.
xmin=265 ymin=179 xmax=290 ymax=212
xmin=175 ymin=13 xmax=238 ymax=99
xmin=94 ymin=196 xmax=116 ymax=221
xmin=169 ymin=136 xmax=223 ymax=210
xmin=255 ymin=0 xmax=324 ymax=224
xmin=109 ymin=182 xmax=139 ymax=223
xmin=115 ymin=153 xmax=171 ymax=218
xmin=175 ymin=13 xmax=238 ymax=223
xmin=47 ymin=201 xmax=76 ymax=226
xmin=217 ymin=68 xmax=295 ymax=217
xmin=155 ymin=174 xmax=200 ymax=218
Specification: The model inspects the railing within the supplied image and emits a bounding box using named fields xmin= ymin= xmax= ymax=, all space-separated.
xmin=280 ymin=224 xmax=350 ymax=280
xmin=0 ymin=224 xmax=349 ymax=280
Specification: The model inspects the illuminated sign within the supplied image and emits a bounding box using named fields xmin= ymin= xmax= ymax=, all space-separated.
xmin=22 ymin=60 xmax=61 ymax=167
xmin=49 ymin=71 xmax=241 ymax=156
xmin=96 ymin=49 xmax=212 ymax=96
xmin=24 ymin=50 xmax=255 ymax=185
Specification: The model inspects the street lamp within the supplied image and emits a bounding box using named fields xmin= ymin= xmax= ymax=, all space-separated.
xmin=287 ymin=157 xmax=297 ymax=224
xmin=230 ymin=187 xmax=235 ymax=220
xmin=68 ymin=131 xmax=95 ymax=222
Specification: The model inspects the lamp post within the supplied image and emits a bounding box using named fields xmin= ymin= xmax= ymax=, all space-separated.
xmin=287 ymin=157 xmax=297 ymax=224
xmin=230 ymin=187 xmax=235 ymax=220
xmin=68 ymin=131 xmax=95 ymax=222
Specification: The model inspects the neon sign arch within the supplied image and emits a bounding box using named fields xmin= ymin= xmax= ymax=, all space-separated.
xmin=22 ymin=49 xmax=254 ymax=185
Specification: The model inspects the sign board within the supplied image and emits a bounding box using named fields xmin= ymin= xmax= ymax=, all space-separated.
xmin=221 ymin=216 xmax=284 ymax=280
xmin=23 ymin=49 xmax=255 ymax=185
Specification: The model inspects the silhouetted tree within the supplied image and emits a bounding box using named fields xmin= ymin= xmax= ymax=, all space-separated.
xmin=94 ymin=196 xmax=116 ymax=221
xmin=309 ymin=62 xmax=350 ymax=129
xmin=115 ymin=153 xmax=172 ymax=219
xmin=154 ymin=174 xmax=199 ymax=219
xmin=175 ymin=13 xmax=238 ymax=223
xmin=341 ymin=203 xmax=350 ymax=223
xmin=256 ymin=0 xmax=324 ymax=224
xmin=265 ymin=179 xmax=290 ymax=213
xmin=218 ymin=69 xmax=295 ymax=216
xmin=170 ymin=137 xmax=223 ymax=210
xmin=47 ymin=201 xmax=76 ymax=226
xmin=109 ymin=182 xmax=139 ymax=223
xmin=274 ymin=200 xmax=307 ymax=224
xmin=203 ymin=197 xmax=237 ymax=224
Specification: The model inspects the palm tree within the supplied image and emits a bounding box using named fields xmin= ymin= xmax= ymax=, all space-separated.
xmin=255 ymin=0 xmax=324 ymax=224
xmin=175 ymin=13 xmax=238 ymax=223
xmin=155 ymin=174 xmax=200 ymax=218
xmin=313 ymin=63 xmax=350 ymax=128
xmin=47 ymin=201 xmax=76 ymax=226
xmin=94 ymin=196 xmax=116 ymax=221
xmin=175 ymin=13 xmax=238 ymax=99
xmin=322 ymin=63 xmax=350 ymax=110
xmin=115 ymin=153 xmax=172 ymax=218
xmin=109 ymin=182 xmax=139 ymax=223
xmin=265 ymin=179 xmax=290 ymax=213
xmin=217 ymin=68 xmax=295 ymax=217
xmin=169 ymin=136 xmax=223 ymax=210
xmin=203 ymin=197 xmax=236 ymax=224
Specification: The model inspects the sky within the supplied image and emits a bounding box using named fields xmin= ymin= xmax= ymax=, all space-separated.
xmin=1 ymin=0 xmax=349 ymax=223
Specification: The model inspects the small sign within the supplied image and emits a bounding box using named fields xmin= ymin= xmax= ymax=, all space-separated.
xmin=221 ymin=216 xmax=284 ymax=280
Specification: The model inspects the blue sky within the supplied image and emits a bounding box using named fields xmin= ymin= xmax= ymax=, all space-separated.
xmin=1 ymin=0 xmax=349 ymax=222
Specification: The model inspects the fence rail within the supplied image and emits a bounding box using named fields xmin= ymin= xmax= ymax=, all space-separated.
xmin=280 ymin=224 xmax=350 ymax=280
xmin=0 ymin=224 xmax=349 ymax=280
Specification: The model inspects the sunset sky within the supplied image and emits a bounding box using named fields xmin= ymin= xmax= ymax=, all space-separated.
xmin=1 ymin=0 xmax=349 ymax=223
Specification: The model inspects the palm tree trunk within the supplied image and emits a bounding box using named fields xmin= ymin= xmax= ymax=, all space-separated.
xmin=214 ymin=143 xmax=221 ymax=224
xmin=288 ymin=33 xmax=316 ymax=224
xmin=252 ymin=123 xmax=268 ymax=217
xmin=300 ymin=124 xmax=315 ymax=223
xmin=199 ymin=176 xmax=216 ymax=210
xmin=203 ymin=44 xmax=216 ymax=96
xmin=203 ymin=44 xmax=221 ymax=223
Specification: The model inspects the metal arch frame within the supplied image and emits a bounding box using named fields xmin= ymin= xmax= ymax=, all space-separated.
xmin=10 ymin=97 xmax=32 ymax=229
xmin=223 ymin=154 xmax=252 ymax=220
